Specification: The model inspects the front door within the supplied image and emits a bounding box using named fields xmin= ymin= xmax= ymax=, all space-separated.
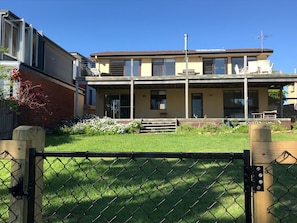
xmin=192 ymin=93 xmax=203 ymax=118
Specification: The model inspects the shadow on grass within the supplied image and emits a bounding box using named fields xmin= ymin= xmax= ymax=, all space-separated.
xmin=0 ymin=159 xmax=22 ymax=222
xmin=37 ymin=156 xmax=246 ymax=223
xmin=267 ymin=164 xmax=297 ymax=222
xmin=45 ymin=134 xmax=76 ymax=147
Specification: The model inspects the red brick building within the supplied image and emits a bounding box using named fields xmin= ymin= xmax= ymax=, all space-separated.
xmin=0 ymin=10 xmax=86 ymax=137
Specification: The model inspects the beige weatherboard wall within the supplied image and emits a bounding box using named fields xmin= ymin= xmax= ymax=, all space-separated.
xmin=96 ymin=87 xmax=270 ymax=118
xmin=141 ymin=58 xmax=152 ymax=77
xmin=176 ymin=56 xmax=202 ymax=74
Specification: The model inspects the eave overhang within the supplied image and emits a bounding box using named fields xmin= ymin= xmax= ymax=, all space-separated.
xmin=90 ymin=48 xmax=273 ymax=59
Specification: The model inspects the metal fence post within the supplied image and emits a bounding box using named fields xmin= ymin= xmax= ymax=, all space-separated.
xmin=9 ymin=126 xmax=45 ymax=223
xmin=27 ymin=148 xmax=37 ymax=223
xmin=243 ymin=150 xmax=252 ymax=223
xmin=249 ymin=124 xmax=274 ymax=223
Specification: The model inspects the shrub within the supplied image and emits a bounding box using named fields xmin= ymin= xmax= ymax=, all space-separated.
xmin=1 ymin=68 xmax=50 ymax=114
xmin=292 ymin=122 xmax=297 ymax=130
xmin=124 ymin=120 xmax=143 ymax=134
xmin=198 ymin=123 xmax=238 ymax=134
xmin=269 ymin=122 xmax=288 ymax=132
xmin=200 ymin=123 xmax=219 ymax=133
xmin=232 ymin=125 xmax=249 ymax=133
xmin=176 ymin=124 xmax=196 ymax=134
xmin=217 ymin=124 xmax=233 ymax=133
xmin=55 ymin=115 xmax=142 ymax=135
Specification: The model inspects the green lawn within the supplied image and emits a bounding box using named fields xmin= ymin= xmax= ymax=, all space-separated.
xmin=1 ymin=132 xmax=297 ymax=222
xmin=45 ymin=133 xmax=251 ymax=153
xmin=45 ymin=132 xmax=297 ymax=153
xmin=0 ymin=161 xmax=13 ymax=222
xmin=41 ymin=156 xmax=245 ymax=222
xmin=43 ymin=132 xmax=297 ymax=222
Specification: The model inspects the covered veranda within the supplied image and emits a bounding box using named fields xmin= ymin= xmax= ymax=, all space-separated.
xmin=76 ymin=74 xmax=297 ymax=121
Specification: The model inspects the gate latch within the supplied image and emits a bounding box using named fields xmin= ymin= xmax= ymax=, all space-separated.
xmin=252 ymin=166 xmax=264 ymax=191
xmin=8 ymin=177 xmax=28 ymax=199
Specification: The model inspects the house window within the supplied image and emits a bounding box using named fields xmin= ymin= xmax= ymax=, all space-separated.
xmin=110 ymin=59 xmax=141 ymax=76
xmin=152 ymin=59 xmax=175 ymax=76
xmin=223 ymin=90 xmax=258 ymax=118
xmin=203 ymin=58 xmax=227 ymax=74
xmin=124 ymin=60 xmax=141 ymax=76
xmin=0 ymin=78 xmax=10 ymax=99
xmin=231 ymin=57 xmax=256 ymax=74
xmin=151 ymin=90 xmax=166 ymax=110
xmin=0 ymin=69 xmax=20 ymax=99
xmin=88 ymin=88 xmax=93 ymax=105
xmin=32 ymin=31 xmax=44 ymax=69
xmin=4 ymin=20 xmax=19 ymax=58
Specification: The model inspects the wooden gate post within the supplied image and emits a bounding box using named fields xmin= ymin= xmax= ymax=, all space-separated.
xmin=249 ymin=124 xmax=274 ymax=223
xmin=9 ymin=126 xmax=45 ymax=223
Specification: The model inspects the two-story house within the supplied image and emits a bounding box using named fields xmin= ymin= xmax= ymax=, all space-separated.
xmin=78 ymin=48 xmax=297 ymax=122
xmin=0 ymin=10 xmax=86 ymax=138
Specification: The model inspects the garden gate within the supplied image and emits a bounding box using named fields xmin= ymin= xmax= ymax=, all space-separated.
xmin=26 ymin=150 xmax=251 ymax=222
xmin=1 ymin=125 xmax=297 ymax=222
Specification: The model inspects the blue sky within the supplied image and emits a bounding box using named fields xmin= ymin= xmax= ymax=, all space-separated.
xmin=2 ymin=0 xmax=297 ymax=73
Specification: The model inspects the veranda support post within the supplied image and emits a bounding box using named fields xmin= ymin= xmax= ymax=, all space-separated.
xmin=9 ymin=126 xmax=45 ymax=223
xmin=249 ymin=124 xmax=274 ymax=223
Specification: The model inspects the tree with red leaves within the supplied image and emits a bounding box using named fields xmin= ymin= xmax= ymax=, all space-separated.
xmin=1 ymin=68 xmax=52 ymax=125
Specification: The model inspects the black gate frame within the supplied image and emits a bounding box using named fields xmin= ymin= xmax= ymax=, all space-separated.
xmin=27 ymin=149 xmax=253 ymax=223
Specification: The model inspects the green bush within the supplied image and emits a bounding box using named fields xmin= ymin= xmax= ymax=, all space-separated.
xmin=217 ymin=124 xmax=233 ymax=133
xmin=200 ymin=123 xmax=219 ymax=133
xmin=269 ymin=123 xmax=288 ymax=131
xmin=204 ymin=123 xmax=218 ymax=132
xmin=232 ymin=125 xmax=249 ymax=133
xmin=291 ymin=122 xmax=297 ymax=130
xmin=176 ymin=124 xmax=196 ymax=134
xmin=124 ymin=120 xmax=143 ymax=134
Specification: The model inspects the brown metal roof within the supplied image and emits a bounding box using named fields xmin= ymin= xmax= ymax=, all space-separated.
xmin=90 ymin=48 xmax=273 ymax=57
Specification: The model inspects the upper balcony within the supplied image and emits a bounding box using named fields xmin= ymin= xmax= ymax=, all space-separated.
xmin=86 ymin=59 xmax=276 ymax=78
xmin=87 ymin=48 xmax=276 ymax=78
xmin=234 ymin=60 xmax=274 ymax=74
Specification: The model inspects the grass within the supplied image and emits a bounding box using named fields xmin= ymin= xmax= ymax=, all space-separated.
xmin=45 ymin=133 xmax=251 ymax=153
xmin=43 ymin=131 xmax=297 ymax=222
xmin=45 ymin=131 xmax=297 ymax=153
xmin=269 ymin=163 xmax=297 ymax=222
xmin=0 ymin=161 xmax=13 ymax=221
xmin=40 ymin=155 xmax=245 ymax=222
xmin=2 ymin=131 xmax=297 ymax=222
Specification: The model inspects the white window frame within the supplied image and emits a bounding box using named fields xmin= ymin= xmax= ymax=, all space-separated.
xmin=4 ymin=20 xmax=20 ymax=59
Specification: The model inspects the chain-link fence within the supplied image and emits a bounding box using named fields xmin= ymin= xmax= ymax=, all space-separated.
xmin=0 ymin=151 xmax=22 ymax=223
xmin=266 ymin=151 xmax=297 ymax=222
xmin=31 ymin=151 xmax=247 ymax=223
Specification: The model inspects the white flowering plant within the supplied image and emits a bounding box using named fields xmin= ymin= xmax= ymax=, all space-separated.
xmin=55 ymin=114 xmax=143 ymax=135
